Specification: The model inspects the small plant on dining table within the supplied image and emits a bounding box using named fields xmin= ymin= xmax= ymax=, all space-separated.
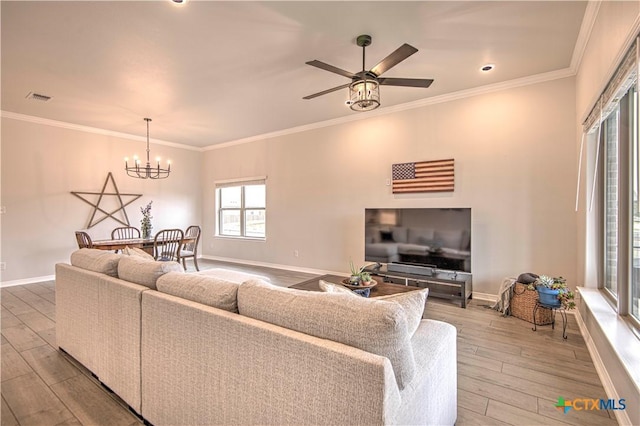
xmin=141 ymin=201 xmax=153 ymax=239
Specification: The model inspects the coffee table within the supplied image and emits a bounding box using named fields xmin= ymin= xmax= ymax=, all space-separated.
xmin=290 ymin=274 xmax=422 ymax=297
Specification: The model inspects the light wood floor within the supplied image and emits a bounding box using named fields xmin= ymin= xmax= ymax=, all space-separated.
xmin=1 ymin=259 xmax=617 ymax=425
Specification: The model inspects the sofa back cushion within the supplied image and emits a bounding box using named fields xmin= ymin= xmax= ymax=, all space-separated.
xmin=434 ymin=230 xmax=464 ymax=250
xmin=118 ymin=256 xmax=183 ymax=290
xmin=70 ymin=248 xmax=122 ymax=277
xmin=407 ymin=228 xmax=435 ymax=245
xmin=391 ymin=226 xmax=409 ymax=243
xmin=156 ymin=272 xmax=240 ymax=313
xmin=237 ymin=279 xmax=416 ymax=389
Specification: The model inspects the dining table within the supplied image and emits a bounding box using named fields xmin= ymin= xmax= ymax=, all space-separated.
xmin=92 ymin=235 xmax=196 ymax=259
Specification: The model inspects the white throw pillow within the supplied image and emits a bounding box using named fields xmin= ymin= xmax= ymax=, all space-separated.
xmin=318 ymin=280 xmax=356 ymax=295
xmin=123 ymin=246 xmax=155 ymax=261
xmin=378 ymin=288 xmax=429 ymax=337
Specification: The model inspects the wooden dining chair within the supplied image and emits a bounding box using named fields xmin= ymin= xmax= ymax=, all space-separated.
xmin=111 ymin=226 xmax=141 ymax=240
xmin=75 ymin=231 xmax=93 ymax=249
xmin=180 ymin=225 xmax=201 ymax=271
xmin=153 ymin=229 xmax=184 ymax=262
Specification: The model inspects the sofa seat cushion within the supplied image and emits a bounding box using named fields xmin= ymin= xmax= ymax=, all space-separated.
xmin=118 ymin=256 xmax=184 ymax=290
xmin=157 ymin=271 xmax=240 ymax=313
xmin=195 ymin=268 xmax=271 ymax=284
xmin=70 ymin=248 xmax=122 ymax=277
xmin=397 ymin=243 xmax=431 ymax=254
xmin=237 ymin=279 xmax=416 ymax=389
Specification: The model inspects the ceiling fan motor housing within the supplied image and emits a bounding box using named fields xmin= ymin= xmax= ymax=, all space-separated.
xmin=356 ymin=34 xmax=372 ymax=47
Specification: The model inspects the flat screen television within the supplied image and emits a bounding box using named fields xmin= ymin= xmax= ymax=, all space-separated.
xmin=365 ymin=208 xmax=471 ymax=273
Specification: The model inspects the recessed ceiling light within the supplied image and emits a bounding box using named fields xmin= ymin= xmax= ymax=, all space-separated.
xmin=480 ymin=64 xmax=495 ymax=72
xmin=171 ymin=0 xmax=186 ymax=4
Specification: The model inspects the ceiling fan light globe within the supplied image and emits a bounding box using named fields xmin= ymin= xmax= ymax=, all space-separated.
xmin=349 ymin=79 xmax=380 ymax=112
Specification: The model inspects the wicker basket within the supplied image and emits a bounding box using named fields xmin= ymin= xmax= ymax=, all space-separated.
xmin=511 ymin=282 xmax=553 ymax=325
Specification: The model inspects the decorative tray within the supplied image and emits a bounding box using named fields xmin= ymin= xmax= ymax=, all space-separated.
xmin=341 ymin=279 xmax=377 ymax=289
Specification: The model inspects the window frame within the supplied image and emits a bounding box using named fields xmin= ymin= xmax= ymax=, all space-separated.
xmin=215 ymin=178 xmax=266 ymax=240
xmin=599 ymin=86 xmax=640 ymax=328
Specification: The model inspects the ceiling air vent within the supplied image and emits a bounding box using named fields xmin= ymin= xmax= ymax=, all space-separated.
xmin=25 ymin=92 xmax=52 ymax=102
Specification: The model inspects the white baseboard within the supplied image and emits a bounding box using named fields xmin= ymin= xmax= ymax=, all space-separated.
xmin=1 ymin=275 xmax=55 ymax=288
xmin=573 ymin=305 xmax=632 ymax=426
xmin=472 ymin=292 xmax=497 ymax=302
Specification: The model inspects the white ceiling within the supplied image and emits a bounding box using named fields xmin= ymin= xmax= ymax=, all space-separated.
xmin=1 ymin=1 xmax=588 ymax=149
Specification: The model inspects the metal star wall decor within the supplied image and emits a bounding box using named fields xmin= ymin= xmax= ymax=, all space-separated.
xmin=71 ymin=172 xmax=142 ymax=229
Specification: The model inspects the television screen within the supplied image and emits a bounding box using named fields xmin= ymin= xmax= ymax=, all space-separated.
xmin=365 ymin=208 xmax=471 ymax=273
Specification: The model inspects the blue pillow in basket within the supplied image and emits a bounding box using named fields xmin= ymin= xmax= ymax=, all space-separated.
xmin=352 ymin=287 xmax=371 ymax=297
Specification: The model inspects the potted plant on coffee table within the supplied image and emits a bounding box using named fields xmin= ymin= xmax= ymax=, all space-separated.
xmin=348 ymin=260 xmax=376 ymax=287
xmin=531 ymin=275 xmax=575 ymax=310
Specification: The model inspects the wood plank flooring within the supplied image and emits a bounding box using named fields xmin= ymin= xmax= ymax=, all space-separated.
xmin=1 ymin=259 xmax=617 ymax=425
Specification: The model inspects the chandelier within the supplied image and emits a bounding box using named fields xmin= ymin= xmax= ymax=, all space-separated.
xmin=125 ymin=118 xmax=171 ymax=179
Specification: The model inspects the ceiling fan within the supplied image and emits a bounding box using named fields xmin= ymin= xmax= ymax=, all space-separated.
xmin=303 ymin=34 xmax=434 ymax=111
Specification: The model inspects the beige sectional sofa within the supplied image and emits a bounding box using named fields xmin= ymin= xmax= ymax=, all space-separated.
xmin=56 ymin=249 xmax=457 ymax=425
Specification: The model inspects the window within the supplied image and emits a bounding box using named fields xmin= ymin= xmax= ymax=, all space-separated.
xmin=604 ymin=110 xmax=619 ymax=297
xmin=599 ymin=85 xmax=640 ymax=326
xmin=632 ymin=87 xmax=640 ymax=321
xmin=216 ymin=179 xmax=266 ymax=239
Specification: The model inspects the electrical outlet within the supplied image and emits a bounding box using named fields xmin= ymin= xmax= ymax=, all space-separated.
xmin=0 ymin=262 xmax=6 ymax=271
xmin=294 ymin=250 xmax=299 ymax=257
xmin=386 ymin=178 xmax=391 ymax=186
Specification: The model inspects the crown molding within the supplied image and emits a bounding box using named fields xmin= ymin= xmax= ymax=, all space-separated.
xmin=205 ymin=67 xmax=575 ymax=151
xmin=570 ymin=1 xmax=601 ymax=73
xmin=2 ymin=66 xmax=575 ymax=154
xmin=0 ymin=111 xmax=203 ymax=152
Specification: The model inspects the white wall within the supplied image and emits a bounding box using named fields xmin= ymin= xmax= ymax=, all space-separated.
xmin=573 ymin=5 xmax=640 ymax=424
xmin=576 ymin=1 xmax=640 ymax=287
xmin=0 ymin=117 xmax=202 ymax=283
xmin=202 ymin=77 xmax=577 ymax=295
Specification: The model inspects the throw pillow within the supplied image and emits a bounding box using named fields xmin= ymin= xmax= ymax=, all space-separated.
xmin=378 ymin=288 xmax=429 ymax=337
xmin=318 ymin=280 xmax=356 ymax=295
xmin=123 ymin=246 xmax=155 ymax=261
xmin=318 ymin=280 xmax=371 ymax=297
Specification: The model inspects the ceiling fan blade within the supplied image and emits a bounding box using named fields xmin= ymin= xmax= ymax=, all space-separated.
xmin=370 ymin=44 xmax=418 ymax=77
xmin=303 ymin=83 xmax=351 ymax=100
xmin=306 ymin=60 xmax=356 ymax=79
xmin=378 ymin=77 xmax=434 ymax=88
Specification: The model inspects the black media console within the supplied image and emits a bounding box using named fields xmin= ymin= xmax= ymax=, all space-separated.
xmin=363 ymin=263 xmax=472 ymax=308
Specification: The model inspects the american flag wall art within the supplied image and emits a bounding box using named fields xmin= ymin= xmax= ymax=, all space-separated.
xmin=391 ymin=159 xmax=455 ymax=194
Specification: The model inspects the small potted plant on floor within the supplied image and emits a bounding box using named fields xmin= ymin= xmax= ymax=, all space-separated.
xmin=531 ymin=275 xmax=575 ymax=309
